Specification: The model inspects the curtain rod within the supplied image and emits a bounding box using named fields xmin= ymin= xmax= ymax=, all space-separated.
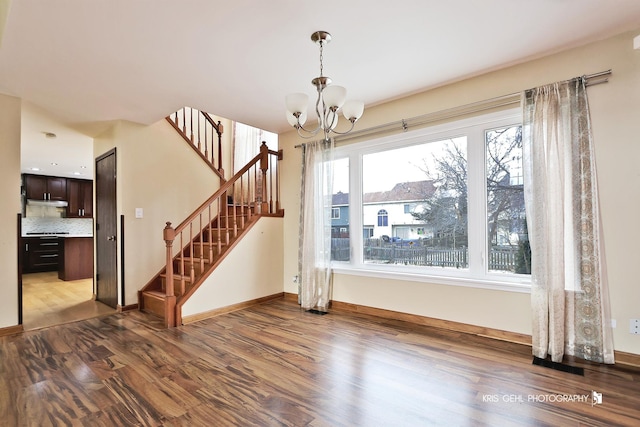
xmin=294 ymin=69 xmax=611 ymax=148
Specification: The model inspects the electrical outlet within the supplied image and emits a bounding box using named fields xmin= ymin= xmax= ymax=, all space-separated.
xmin=292 ymin=275 xmax=299 ymax=283
xmin=630 ymin=319 xmax=640 ymax=335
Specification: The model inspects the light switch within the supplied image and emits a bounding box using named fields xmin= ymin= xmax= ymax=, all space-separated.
xmin=135 ymin=207 xmax=143 ymax=218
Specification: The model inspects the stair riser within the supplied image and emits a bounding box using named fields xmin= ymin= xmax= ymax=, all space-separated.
xmin=201 ymin=229 xmax=231 ymax=241
xmin=190 ymin=246 xmax=223 ymax=259
xmin=142 ymin=293 xmax=166 ymax=318
xmin=172 ymin=260 xmax=210 ymax=274
xmin=214 ymin=214 xmax=251 ymax=227
xmin=160 ymin=279 xmax=187 ymax=298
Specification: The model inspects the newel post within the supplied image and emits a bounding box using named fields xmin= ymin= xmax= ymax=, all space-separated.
xmin=259 ymin=141 xmax=269 ymax=213
xmin=163 ymin=222 xmax=177 ymax=327
xmin=163 ymin=222 xmax=175 ymax=297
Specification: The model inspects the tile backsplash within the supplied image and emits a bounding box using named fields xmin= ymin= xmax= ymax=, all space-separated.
xmin=22 ymin=217 xmax=93 ymax=236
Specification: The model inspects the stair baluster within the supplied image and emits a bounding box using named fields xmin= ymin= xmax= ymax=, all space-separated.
xmin=166 ymin=107 xmax=224 ymax=180
xmin=141 ymin=142 xmax=283 ymax=327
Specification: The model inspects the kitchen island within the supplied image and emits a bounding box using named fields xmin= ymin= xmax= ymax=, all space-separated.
xmin=58 ymin=236 xmax=93 ymax=281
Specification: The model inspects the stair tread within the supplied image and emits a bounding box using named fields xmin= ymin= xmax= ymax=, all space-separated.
xmin=177 ymin=256 xmax=211 ymax=262
xmin=160 ymin=273 xmax=193 ymax=282
xmin=143 ymin=290 xmax=166 ymax=297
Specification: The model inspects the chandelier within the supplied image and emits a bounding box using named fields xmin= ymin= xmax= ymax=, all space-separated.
xmin=285 ymin=31 xmax=364 ymax=141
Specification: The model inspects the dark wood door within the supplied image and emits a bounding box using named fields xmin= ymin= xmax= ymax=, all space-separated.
xmin=81 ymin=180 xmax=93 ymax=217
xmin=24 ymin=175 xmax=48 ymax=200
xmin=95 ymin=149 xmax=118 ymax=308
xmin=24 ymin=174 xmax=67 ymax=201
xmin=67 ymin=179 xmax=82 ymax=217
xmin=67 ymin=179 xmax=93 ymax=218
xmin=47 ymin=177 xmax=67 ymax=201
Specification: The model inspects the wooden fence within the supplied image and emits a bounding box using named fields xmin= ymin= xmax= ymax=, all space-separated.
xmin=331 ymin=238 xmax=520 ymax=272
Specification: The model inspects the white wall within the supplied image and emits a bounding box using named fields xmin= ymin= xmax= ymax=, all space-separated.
xmin=182 ymin=217 xmax=284 ymax=317
xmin=20 ymin=101 xmax=94 ymax=179
xmin=0 ymin=94 xmax=21 ymax=328
xmin=280 ymin=29 xmax=640 ymax=355
xmin=94 ymin=118 xmax=230 ymax=306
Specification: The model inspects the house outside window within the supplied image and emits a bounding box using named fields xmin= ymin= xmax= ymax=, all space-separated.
xmin=331 ymin=161 xmax=350 ymax=261
xmin=329 ymin=109 xmax=530 ymax=292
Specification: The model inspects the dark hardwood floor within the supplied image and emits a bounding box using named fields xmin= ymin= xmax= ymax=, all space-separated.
xmin=1 ymin=298 xmax=639 ymax=426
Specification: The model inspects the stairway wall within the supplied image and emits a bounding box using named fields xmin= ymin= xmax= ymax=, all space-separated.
xmin=181 ymin=217 xmax=284 ymax=318
xmin=0 ymin=94 xmax=21 ymax=328
xmin=94 ymin=117 xmax=232 ymax=306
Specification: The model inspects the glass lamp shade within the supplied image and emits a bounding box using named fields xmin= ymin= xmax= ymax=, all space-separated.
xmin=322 ymin=85 xmax=347 ymax=109
xmin=286 ymin=110 xmax=307 ymax=127
xmin=342 ymin=100 xmax=365 ymax=121
xmin=285 ymin=93 xmax=309 ymax=114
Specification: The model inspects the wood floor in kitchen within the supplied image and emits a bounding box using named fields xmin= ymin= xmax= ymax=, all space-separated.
xmin=21 ymin=271 xmax=115 ymax=330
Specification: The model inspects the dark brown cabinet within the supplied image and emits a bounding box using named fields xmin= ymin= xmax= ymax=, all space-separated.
xmin=24 ymin=174 xmax=67 ymax=201
xmin=58 ymin=237 xmax=93 ymax=281
xmin=22 ymin=236 xmax=60 ymax=273
xmin=67 ymin=179 xmax=93 ymax=218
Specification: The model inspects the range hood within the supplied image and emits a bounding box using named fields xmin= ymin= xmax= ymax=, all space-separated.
xmin=27 ymin=199 xmax=68 ymax=208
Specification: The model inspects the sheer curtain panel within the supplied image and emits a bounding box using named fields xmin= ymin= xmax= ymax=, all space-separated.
xmin=298 ymin=139 xmax=334 ymax=310
xmin=522 ymin=77 xmax=614 ymax=364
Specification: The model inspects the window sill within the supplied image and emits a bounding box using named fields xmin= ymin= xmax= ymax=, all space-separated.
xmin=331 ymin=264 xmax=531 ymax=294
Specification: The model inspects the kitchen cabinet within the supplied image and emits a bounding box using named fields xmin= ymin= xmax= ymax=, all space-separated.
xmin=22 ymin=236 xmax=60 ymax=273
xmin=24 ymin=174 xmax=67 ymax=201
xmin=67 ymin=179 xmax=93 ymax=218
xmin=58 ymin=237 xmax=93 ymax=281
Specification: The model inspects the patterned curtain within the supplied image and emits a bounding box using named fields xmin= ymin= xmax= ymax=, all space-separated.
xmin=522 ymin=77 xmax=614 ymax=364
xmin=298 ymin=139 xmax=334 ymax=310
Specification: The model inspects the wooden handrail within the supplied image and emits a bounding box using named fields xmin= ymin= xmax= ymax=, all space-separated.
xmin=160 ymin=141 xmax=283 ymax=327
xmin=173 ymin=150 xmax=262 ymax=235
xmin=166 ymin=107 xmax=225 ymax=181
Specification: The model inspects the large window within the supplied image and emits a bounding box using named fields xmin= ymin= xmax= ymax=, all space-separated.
xmin=330 ymin=109 xmax=530 ymax=291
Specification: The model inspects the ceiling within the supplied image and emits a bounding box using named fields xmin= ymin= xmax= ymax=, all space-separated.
xmin=2 ymin=0 xmax=640 ymax=176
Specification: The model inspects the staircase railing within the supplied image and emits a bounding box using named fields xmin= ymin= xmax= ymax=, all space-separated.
xmin=162 ymin=142 xmax=282 ymax=326
xmin=166 ymin=107 xmax=225 ymax=180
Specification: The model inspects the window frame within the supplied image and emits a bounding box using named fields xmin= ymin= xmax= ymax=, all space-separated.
xmin=377 ymin=209 xmax=388 ymax=227
xmin=331 ymin=108 xmax=530 ymax=293
xmin=331 ymin=207 xmax=340 ymax=219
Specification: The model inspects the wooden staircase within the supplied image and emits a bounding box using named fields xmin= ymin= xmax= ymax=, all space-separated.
xmin=139 ymin=203 xmax=262 ymax=326
xmin=139 ymin=108 xmax=283 ymax=327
